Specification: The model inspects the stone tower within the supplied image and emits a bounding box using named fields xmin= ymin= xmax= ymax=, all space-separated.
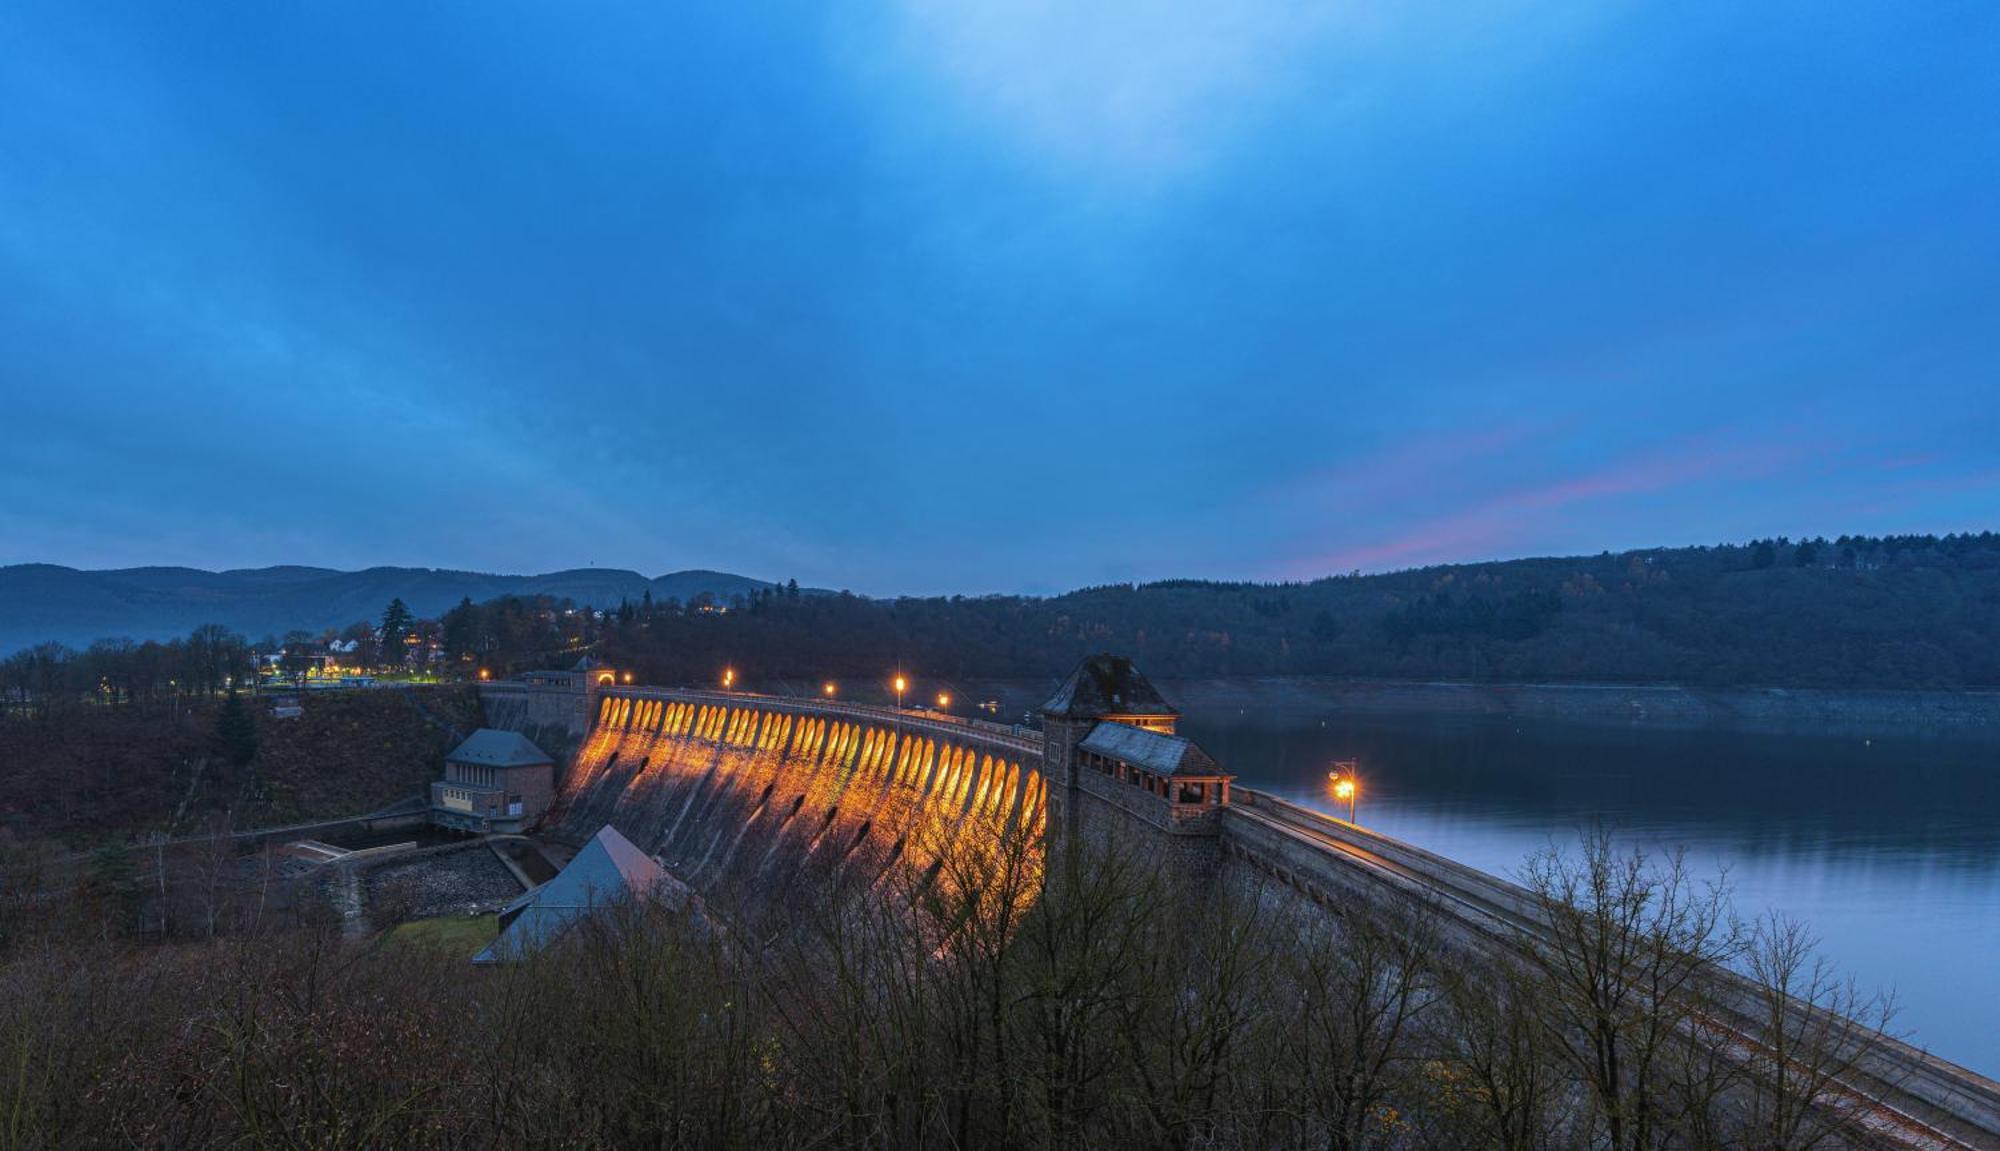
xmin=1039 ymin=653 xmax=1180 ymax=853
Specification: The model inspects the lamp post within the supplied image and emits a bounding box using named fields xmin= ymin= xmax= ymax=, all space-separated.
xmin=823 ymin=681 xmax=837 ymax=698
xmin=893 ymin=674 xmax=907 ymax=711
xmin=1329 ymin=759 xmax=1360 ymax=824
xmin=722 ymin=667 xmax=736 ymax=692
xmin=936 ymin=692 xmax=951 ymax=710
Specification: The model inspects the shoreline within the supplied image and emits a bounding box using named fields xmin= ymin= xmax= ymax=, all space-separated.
xmin=1152 ymin=677 xmax=2000 ymax=736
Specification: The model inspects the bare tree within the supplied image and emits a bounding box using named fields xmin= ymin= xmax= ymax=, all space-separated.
xmin=1275 ymin=896 xmax=1439 ymax=1151
xmin=1739 ymin=911 xmax=1900 ymax=1151
xmin=1114 ymin=876 xmax=1274 ymax=1148
xmin=1016 ymin=824 xmax=1164 ymax=1148
xmin=1520 ymin=829 xmax=1741 ymax=1151
xmin=1430 ymin=954 xmax=1576 ymax=1151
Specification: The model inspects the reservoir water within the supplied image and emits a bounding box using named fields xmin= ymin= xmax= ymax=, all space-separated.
xmin=1173 ymin=704 xmax=2000 ymax=1076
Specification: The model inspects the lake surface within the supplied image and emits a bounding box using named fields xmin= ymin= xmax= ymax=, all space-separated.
xmin=1171 ymin=705 xmax=2000 ymax=1076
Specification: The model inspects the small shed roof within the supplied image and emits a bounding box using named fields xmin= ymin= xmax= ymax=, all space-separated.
xmin=1079 ymin=721 xmax=1225 ymax=778
xmin=1042 ymin=654 xmax=1178 ymax=719
xmin=446 ymin=729 xmax=553 ymax=769
xmin=474 ymin=825 xmax=687 ymax=964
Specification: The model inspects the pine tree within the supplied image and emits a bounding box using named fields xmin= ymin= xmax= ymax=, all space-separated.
xmin=441 ymin=597 xmax=479 ymax=661
xmin=380 ymin=598 xmax=414 ymax=666
xmin=214 ymin=689 xmax=258 ymax=767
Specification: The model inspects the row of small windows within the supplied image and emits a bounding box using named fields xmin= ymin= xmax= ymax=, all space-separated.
xmin=1080 ymin=750 xmax=1226 ymax=806
xmin=448 ymin=763 xmax=505 ymax=788
xmin=439 ymin=786 xmax=523 ymax=807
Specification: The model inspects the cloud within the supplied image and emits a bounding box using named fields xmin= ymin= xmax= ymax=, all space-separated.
xmin=872 ymin=0 xmax=1347 ymax=185
xmin=1282 ymin=431 xmax=1802 ymax=576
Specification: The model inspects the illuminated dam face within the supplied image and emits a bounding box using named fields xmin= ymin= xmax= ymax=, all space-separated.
xmin=552 ymin=693 xmax=1047 ymax=910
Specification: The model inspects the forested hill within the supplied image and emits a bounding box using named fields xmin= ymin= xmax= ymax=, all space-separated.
xmin=596 ymin=534 xmax=2000 ymax=690
xmin=8 ymin=534 xmax=1997 ymax=690
xmin=0 ymin=564 xmax=776 ymax=654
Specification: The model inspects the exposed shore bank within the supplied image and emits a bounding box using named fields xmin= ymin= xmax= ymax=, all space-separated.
xmin=1154 ymin=677 xmax=2000 ymax=736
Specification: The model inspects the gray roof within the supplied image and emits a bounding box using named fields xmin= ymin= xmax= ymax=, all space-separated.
xmin=1078 ymin=721 xmax=1225 ymax=778
xmin=446 ymin=729 xmax=553 ymax=768
xmin=474 ymin=825 xmax=687 ymax=964
xmin=1042 ymin=654 xmax=1178 ymax=719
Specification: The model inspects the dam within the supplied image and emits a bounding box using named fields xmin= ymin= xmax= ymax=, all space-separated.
xmin=547 ymin=689 xmax=1045 ymax=912
xmin=481 ymin=656 xmax=2000 ymax=1150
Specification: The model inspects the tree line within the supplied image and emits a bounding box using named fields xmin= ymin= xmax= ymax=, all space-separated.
xmin=10 ymin=532 xmax=1999 ymax=696
xmin=0 ymin=822 xmax=1904 ymax=1149
xmin=584 ymin=532 xmax=2000 ymax=690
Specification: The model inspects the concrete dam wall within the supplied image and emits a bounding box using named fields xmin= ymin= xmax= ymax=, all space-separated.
xmin=548 ymin=692 xmax=1046 ymax=910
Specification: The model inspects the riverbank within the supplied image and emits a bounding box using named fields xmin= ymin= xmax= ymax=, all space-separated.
xmin=1154 ymin=677 xmax=2000 ymax=736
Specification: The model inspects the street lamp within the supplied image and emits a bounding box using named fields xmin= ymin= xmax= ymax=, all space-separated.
xmin=1328 ymin=760 xmax=1360 ymax=824
xmin=893 ymin=674 xmax=907 ymax=710
xmin=936 ymin=692 xmax=951 ymax=709
xmin=823 ymin=681 xmax=837 ymax=697
xmin=722 ymin=667 xmax=736 ymax=691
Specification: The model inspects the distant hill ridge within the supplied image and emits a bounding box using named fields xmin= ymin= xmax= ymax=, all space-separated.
xmin=0 ymin=564 xmax=782 ymax=652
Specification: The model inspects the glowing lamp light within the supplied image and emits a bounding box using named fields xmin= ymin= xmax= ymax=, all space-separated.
xmin=936 ymin=692 xmax=951 ymax=708
xmin=1327 ymin=765 xmax=1360 ymax=823
xmin=622 ymin=672 xmax=633 ymax=684
xmin=478 ymin=668 xmax=491 ymax=681
xmin=723 ymin=668 xmax=736 ymax=689
xmin=893 ymin=675 xmax=907 ymax=693
xmin=823 ymin=681 xmax=837 ymax=697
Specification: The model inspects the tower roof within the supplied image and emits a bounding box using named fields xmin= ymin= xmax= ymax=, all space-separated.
xmin=1041 ymin=654 xmax=1178 ymax=719
xmin=1079 ymin=721 xmax=1222 ymax=778
xmin=446 ymin=728 xmax=553 ymax=768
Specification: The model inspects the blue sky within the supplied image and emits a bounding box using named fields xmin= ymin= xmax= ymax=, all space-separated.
xmin=2 ymin=2 xmax=1994 ymax=594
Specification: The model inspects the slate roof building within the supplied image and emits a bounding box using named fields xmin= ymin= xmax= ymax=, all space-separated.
xmin=1040 ymin=654 xmax=1179 ymax=732
xmin=473 ymin=824 xmax=694 ymax=964
xmin=1042 ymin=654 xmax=1234 ymax=836
xmin=431 ymin=729 xmax=556 ymax=833
xmin=1076 ymin=722 xmax=1231 ymax=808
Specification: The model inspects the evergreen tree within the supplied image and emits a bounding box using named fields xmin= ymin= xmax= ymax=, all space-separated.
xmin=1310 ymin=609 xmax=1343 ymax=642
xmin=214 ymin=689 xmax=258 ymax=767
xmin=441 ymin=597 xmax=479 ymax=662
xmin=379 ymin=598 xmax=414 ymax=666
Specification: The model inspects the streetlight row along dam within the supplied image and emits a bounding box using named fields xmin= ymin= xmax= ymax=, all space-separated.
xmin=479 ymin=655 xmax=2000 ymax=1149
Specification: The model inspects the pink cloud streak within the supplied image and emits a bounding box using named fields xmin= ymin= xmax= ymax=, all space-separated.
xmin=1285 ymin=434 xmax=1800 ymax=577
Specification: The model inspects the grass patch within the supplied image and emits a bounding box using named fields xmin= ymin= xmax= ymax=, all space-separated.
xmin=388 ymin=913 xmax=498 ymax=956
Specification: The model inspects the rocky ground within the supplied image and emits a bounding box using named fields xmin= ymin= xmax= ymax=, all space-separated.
xmin=361 ymin=843 xmax=525 ymax=924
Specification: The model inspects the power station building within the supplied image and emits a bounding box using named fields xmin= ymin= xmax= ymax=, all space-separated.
xmin=430 ymin=728 xmax=556 ymax=834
